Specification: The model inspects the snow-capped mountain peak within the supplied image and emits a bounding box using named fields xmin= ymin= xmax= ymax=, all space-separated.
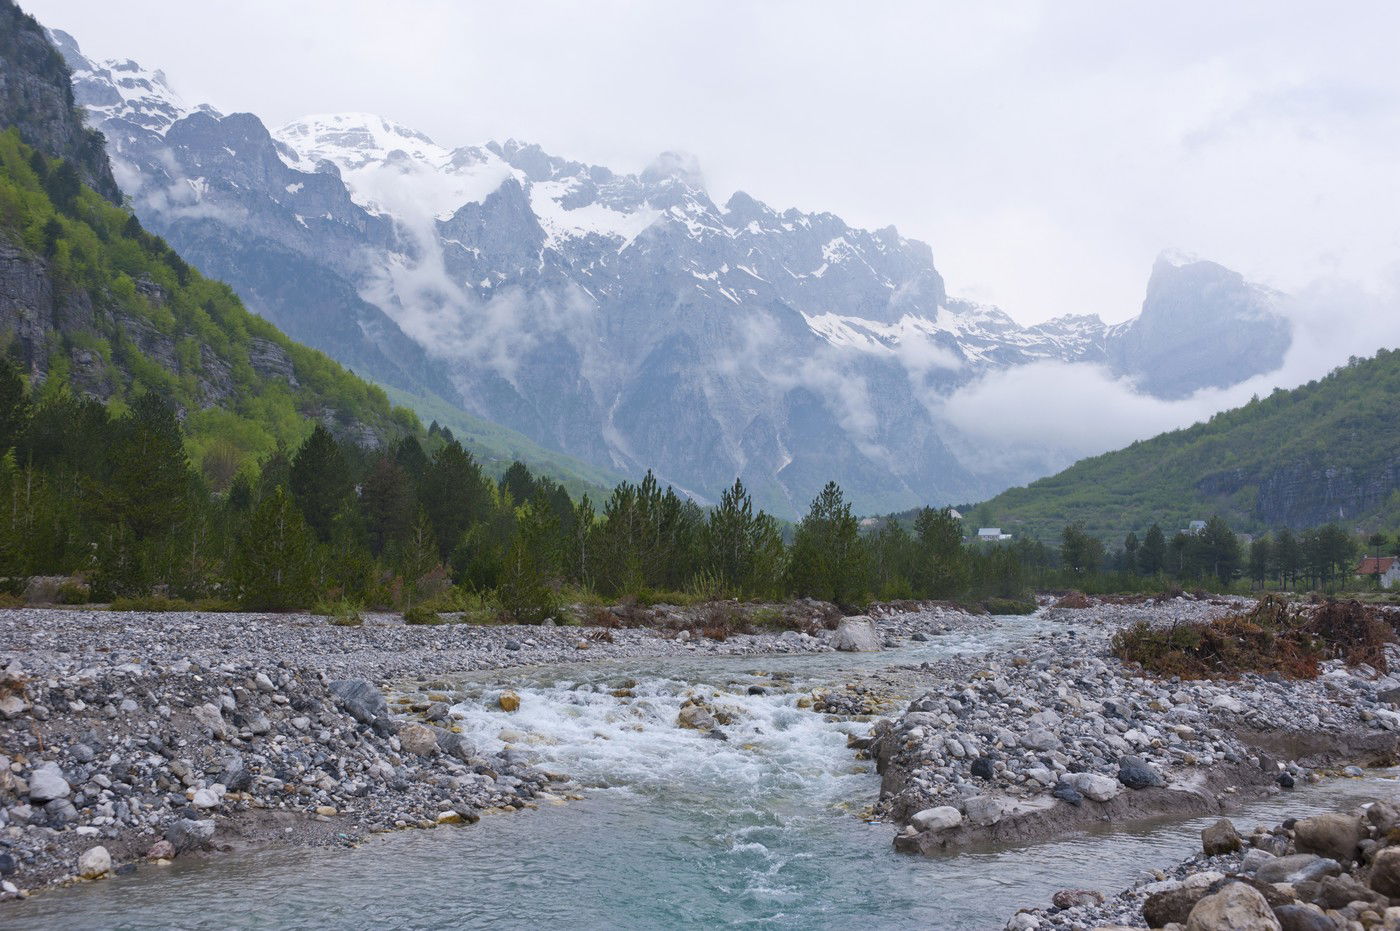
xmin=52 ymin=29 xmax=200 ymax=135
xmin=58 ymin=32 xmax=1295 ymax=515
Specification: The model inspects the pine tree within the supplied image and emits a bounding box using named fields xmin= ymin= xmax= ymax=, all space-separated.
xmin=1198 ymin=515 xmax=1241 ymax=582
xmin=361 ymin=456 xmax=415 ymax=556
xmin=91 ymin=393 xmax=192 ymax=540
xmin=1138 ymin=524 xmax=1167 ymax=575
xmin=1123 ymin=532 xmax=1140 ymax=573
xmin=496 ymin=498 xmax=561 ymax=623
xmin=912 ymin=506 xmax=967 ymax=597
xmin=499 ymin=461 xmax=537 ymax=506
xmin=1273 ymin=528 xmax=1301 ymax=588
xmin=422 ymin=439 xmax=489 ymax=560
xmin=787 ymin=481 xmax=865 ymax=605
xmin=1059 ymin=523 xmax=1103 ymax=577
xmin=289 ymin=424 xmax=352 ymax=542
xmin=234 ymin=486 xmax=317 ymax=610
xmin=1247 ymin=535 xmax=1272 ymax=588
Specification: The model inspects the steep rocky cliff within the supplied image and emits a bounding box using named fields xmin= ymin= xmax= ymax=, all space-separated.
xmin=0 ymin=1 xmax=117 ymax=202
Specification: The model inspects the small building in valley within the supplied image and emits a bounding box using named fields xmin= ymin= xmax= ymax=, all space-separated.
xmin=977 ymin=527 xmax=1012 ymax=542
xmin=1355 ymin=556 xmax=1400 ymax=589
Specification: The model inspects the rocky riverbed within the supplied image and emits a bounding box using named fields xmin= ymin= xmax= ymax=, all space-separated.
xmin=1008 ymin=797 xmax=1400 ymax=929
xmin=6 ymin=594 xmax=1399 ymax=916
xmin=1 ymin=600 xmax=991 ymax=900
xmin=871 ymin=597 xmax=1400 ymax=858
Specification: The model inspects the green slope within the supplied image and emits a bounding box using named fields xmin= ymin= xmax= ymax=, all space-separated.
xmin=965 ymin=350 xmax=1400 ymax=541
xmin=380 ymin=383 xmax=623 ymax=502
xmin=0 ymin=127 xmax=428 ymax=480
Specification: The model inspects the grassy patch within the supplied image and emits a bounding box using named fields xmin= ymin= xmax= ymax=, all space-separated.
xmin=108 ymin=595 xmax=238 ymax=612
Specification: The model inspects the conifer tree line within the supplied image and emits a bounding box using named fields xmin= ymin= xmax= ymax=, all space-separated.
xmin=0 ymin=360 xmax=1040 ymax=616
xmin=1076 ymin=517 xmax=1380 ymax=591
xmin=0 ymin=357 xmax=1384 ymax=615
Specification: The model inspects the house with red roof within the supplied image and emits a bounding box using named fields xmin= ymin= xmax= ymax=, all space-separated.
xmin=1355 ymin=556 xmax=1400 ymax=589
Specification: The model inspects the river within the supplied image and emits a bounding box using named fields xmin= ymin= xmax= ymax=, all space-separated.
xmin=7 ymin=614 xmax=1398 ymax=930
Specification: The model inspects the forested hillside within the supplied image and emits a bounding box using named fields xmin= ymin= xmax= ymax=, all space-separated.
xmin=0 ymin=128 xmax=417 ymax=482
xmin=966 ymin=349 xmax=1400 ymax=541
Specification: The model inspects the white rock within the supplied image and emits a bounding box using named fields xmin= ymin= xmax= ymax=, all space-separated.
xmin=190 ymin=788 xmax=220 ymax=808
xmin=910 ymin=806 xmax=962 ymax=832
xmin=77 ymin=845 xmax=111 ymax=879
xmin=27 ymin=762 xmax=70 ymax=802
xmin=830 ymin=616 xmax=881 ymax=652
xmin=964 ymin=795 xmax=1010 ymax=827
xmin=1210 ymin=694 xmax=1246 ymax=714
xmin=1062 ymin=772 xmax=1121 ymax=802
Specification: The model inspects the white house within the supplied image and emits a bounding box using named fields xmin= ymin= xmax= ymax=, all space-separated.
xmin=977 ymin=527 xmax=1012 ymax=542
xmin=1181 ymin=520 xmax=1207 ymax=535
xmin=1355 ymin=556 xmax=1400 ymax=590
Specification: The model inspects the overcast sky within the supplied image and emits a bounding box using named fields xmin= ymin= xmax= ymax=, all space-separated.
xmin=27 ymin=0 xmax=1400 ymax=324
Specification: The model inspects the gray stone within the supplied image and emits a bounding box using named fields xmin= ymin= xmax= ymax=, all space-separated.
xmin=1184 ymin=882 xmax=1280 ymax=930
xmin=1201 ymin=818 xmax=1243 ymax=857
xmin=830 ymin=617 xmax=881 ymax=652
xmin=27 ymin=762 xmax=70 ymax=802
xmin=1293 ymin=813 xmax=1363 ymax=864
xmin=77 ymin=845 xmax=111 ymax=880
xmin=191 ymin=703 xmax=228 ymax=740
xmin=435 ymin=731 xmax=476 ymax=763
xmin=1061 ymin=772 xmax=1120 ymax=802
xmin=1271 ymin=904 xmax=1338 ymax=931
xmin=963 ymin=795 xmax=1010 ymax=827
xmin=910 ymin=806 xmax=962 ymax=833
xmin=328 ymin=679 xmax=392 ymax=733
xmin=166 ymin=818 xmax=216 ymax=853
xmin=1117 ymin=755 xmax=1164 ymax=790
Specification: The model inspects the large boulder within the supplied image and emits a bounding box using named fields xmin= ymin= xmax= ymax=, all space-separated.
xmin=963 ymin=795 xmax=1010 ymax=827
xmin=1061 ymin=772 xmax=1120 ymax=803
xmin=830 ymin=616 xmax=881 ymax=652
xmin=1370 ymin=846 xmax=1400 ymax=896
xmin=27 ymin=761 xmax=70 ymax=802
xmin=397 ymin=723 xmax=438 ymax=757
xmin=436 ymin=731 xmax=476 ymax=763
xmin=77 ymin=845 xmax=111 ymax=880
xmin=1202 ymin=818 xmax=1243 ymax=857
xmin=1144 ymin=886 xmax=1210 ymax=928
xmin=1117 ymin=755 xmax=1164 ymax=790
xmin=910 ymin=806 xmax=962 ymax=833
xmin=1293 ymin=813 xmax=1363 ymax=864
xmin=166 ymin=818 xmax=216 ymax=853
xmin=1185 ymin=882 xmax=1280 ymax=931
xmin=1256 ymin=854 xmax=1339 ymax=885
xmin=328 ymin=679 xmax=392 ymax=733
xmin=677 ymin=704 xmax=716 ymax=730
xmin=1271 ymin=903 xmax=1337 ymax=931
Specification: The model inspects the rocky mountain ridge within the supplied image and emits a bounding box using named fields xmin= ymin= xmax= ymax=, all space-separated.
xmin=58 ymin=33 xmax=1295 ymax=515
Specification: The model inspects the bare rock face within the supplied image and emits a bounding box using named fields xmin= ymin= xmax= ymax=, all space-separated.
xmin=0 ymin=6 xmax=120 ymax=201
xmin=830 ymin=616 xmax=881 ymax=652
